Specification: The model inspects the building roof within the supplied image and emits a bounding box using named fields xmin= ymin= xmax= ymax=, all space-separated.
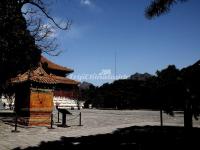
xmin=11 ymin=56 xmax=79 ymax=86
xmin=41 ymin=56 xmax=74 ymax=73
xmin=11 ymin=66 xmax=57 ymax=84
xmin=11 ymin=65 xmax=79 ymax=85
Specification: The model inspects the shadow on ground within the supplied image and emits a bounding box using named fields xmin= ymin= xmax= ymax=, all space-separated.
xmin=0 ymin=111 xmax=14 ymax=117
xmin=13 ymin=126 xmax=199 ymax=150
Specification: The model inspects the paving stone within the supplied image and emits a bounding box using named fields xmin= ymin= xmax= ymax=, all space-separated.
xmin=0 ymin=109 xmax=199 ymax=149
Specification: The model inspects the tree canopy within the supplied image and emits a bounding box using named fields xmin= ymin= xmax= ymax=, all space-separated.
xmin=79 ymin=60 xmax=200 ymax=127
xmin=0 ymin=0 xmax=70 ymax=93
xmin=145 ymin=0 xmax=188 ymax=19
xmin=0 ymin=0 xmax=41 ymax=92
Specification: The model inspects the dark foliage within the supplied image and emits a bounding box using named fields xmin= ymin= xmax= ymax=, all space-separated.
xmin=156 ymin=65 xmax=185 ymax=113
xmin=0 ymin=0 xmax=70 ymax=94
xmin=0 ymin=0 xmax=42 ymax=93
xmin=181 ymin=60 xmax=200 ymax=119
xmin=145 ymin=0 xmax=188 ymax=19
xmin=79 ymin=60 xmax=200 ymax=127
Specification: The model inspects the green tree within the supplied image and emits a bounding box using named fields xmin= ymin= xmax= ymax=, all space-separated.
xmin=156 ymin=65 xmax=185 ymax=125
xmin=156 ymin=65 xmax=184 ymax=112
xmin=0 ymin=0 xmax=41 ymax=93
xmin=145 ymin=0 xmax=198 ymax=129
xmin=0 ymin=0 xmax=70 ymax=94
xmin=181 ymin=61 xmax=200 ymax=128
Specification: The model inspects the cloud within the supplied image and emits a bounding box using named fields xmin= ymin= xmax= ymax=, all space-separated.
xmin=65 ymin=24 xmax=90 ymax=40
xmin=79 ymin=0 xmax=102 ymax=13
xmin=80 ymin=0 xmax=92 ymax=6
xmin=66 ymin=25 xmax=82 ymax=39
xmin=39 ymin=24 xmax=57 ymax=38
xmin=57 ymin=23 xmax=93 ymax=42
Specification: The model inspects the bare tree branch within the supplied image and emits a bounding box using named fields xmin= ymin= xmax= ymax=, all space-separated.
xmin=20 ymin=0 xmax=71 ymax=56
xmin=23 ymin=1 xmax=71 ymax=30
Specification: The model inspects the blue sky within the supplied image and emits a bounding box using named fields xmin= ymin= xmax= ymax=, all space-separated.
xmin=42 ymin=0 xmax=200 ymax=86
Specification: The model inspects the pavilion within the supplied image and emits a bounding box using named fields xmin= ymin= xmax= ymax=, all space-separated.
xmin=10 ymin=56 xmax=79 ymax=126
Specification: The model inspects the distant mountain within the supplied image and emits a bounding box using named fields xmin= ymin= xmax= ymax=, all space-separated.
xmin=128 ymin=73 xmax=153 ymax=81
xmin=79 ymin=82 xmax=94 ymax=90
xmin=193 ymin=60 xmax=200 ymax=66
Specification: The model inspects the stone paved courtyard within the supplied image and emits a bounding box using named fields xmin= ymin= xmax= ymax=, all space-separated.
xmin=0 ymin=109 xmax=200 ymax=150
